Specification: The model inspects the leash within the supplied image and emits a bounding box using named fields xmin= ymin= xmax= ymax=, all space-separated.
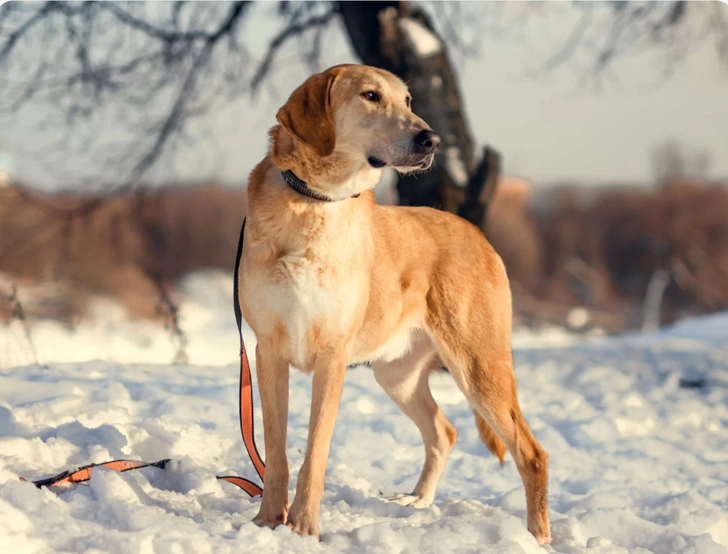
xmin=19 ymin=459 xmax=170 ymax=488
xmin=21 ymin=218 xmax=266 ymax=498
xmin=217 ymin=217 xmax=265 ymax=496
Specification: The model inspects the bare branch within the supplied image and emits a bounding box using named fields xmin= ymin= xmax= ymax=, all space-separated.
xmin=710 ymin=1 xmax=728 ymax=63
xmin=251 ymin=5 xmax=338 ymax=92
xmin=8 ymin=285 xmax=39 ymax=366
xmin=0 ymin=1 xmax=252 ymax=195
xmin=154 ymin=279 xmax=188 ymax=365
xmin=429 ymin=1 xmax=480 ymax=58
xmin=0 ymin=2 xmax=56 ymax=63
xmin=127 ymin=1 xmax=249 ymax=184
xmin=208 ymin=1 xmax=250 ymax=41
xmin=543 ymin=4 xmax=594 ymax=70
xmin=128 ymin=42 xmax=214 ymax=184
xmin=99 ymin=3 xmax=213 ymax=42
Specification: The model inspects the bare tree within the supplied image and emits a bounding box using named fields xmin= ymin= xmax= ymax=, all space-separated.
xmin=0 ymin=2 xmax=328 ymax=188
xmin=541 ymin=1 xmax=727 ymax=85
xmin=0 ymin=1 xmax=726 ymax=213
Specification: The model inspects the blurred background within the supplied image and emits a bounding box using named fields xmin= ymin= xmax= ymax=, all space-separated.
xmin=1 ymin=1 xmax=727 ymax=367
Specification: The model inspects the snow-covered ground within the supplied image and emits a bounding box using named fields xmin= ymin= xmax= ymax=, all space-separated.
xmin=1 ymin=271 xmax=727 ymax=553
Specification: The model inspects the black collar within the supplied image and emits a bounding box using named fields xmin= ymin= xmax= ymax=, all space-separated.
xmin=281 ymin=170 xmax=359 ymax=202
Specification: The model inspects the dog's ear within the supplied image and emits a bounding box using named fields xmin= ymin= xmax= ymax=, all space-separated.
xmin=276 ymin=70 xmax=338 ymax=158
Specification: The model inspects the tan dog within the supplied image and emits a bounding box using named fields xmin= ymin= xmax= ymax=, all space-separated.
xmin=239 ymin=64 xmax=550 ymax=545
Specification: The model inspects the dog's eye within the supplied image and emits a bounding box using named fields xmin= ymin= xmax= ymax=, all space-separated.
xmin=405 ymin=96 xmax=411 ymax=108
xmin=362 ymin=91 xmax=379 ymax=103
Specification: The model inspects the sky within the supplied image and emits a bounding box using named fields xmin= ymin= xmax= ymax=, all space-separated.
xmin=1 ymin=1 xmax=727 ymax=191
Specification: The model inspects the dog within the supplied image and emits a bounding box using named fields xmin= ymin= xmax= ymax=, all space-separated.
xmin=238 ymin=64 xmax=551 ymax=545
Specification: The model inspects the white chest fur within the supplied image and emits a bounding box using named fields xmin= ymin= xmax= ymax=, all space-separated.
xmin=241 ymin=200 xmax=371 ymax=370
xmin=275 ymin=256 xmax=363 ymax=369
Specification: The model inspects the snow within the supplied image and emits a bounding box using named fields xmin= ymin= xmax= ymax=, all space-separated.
xmin=397 ymin=18 xmax=442 ymax=59
xmin=2 ymin=270 xmax=728 ymax=553
xmin=444 ymin=147 xmax=469 ymax=188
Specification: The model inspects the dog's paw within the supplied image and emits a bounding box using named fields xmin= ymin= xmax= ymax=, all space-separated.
xmin=532 ymin=529 xmax=552 ymax=545
xmin=253 ymin=506 xmax=287 ymax=529
xmin=386 ymin=493 xmax=432 ymax=508
xmin=286 ymin=514 xmax=319 ymax=538
xmin=285 ymin=503 xmax=319 ymax=539
xmin=528 ymin=523 xmax=552 ymax=545
xmin=528 ymin=510 xmax=551 ymax=545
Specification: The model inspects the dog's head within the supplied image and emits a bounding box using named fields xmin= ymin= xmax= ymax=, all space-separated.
xmin=275 ymin=64 xmax=440 ymax=175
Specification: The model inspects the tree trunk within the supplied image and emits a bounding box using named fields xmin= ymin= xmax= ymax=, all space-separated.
xmin=337 ymin=1 xmax=499 ymax=232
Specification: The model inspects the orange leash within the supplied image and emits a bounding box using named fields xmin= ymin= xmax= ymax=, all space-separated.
xmin=21 ymin=218 xmax=266 ymax=498
xmin=20 ymin=459 xmax=170 ymax=487
xmin=217 ymin=218 xmax=265 ymax=495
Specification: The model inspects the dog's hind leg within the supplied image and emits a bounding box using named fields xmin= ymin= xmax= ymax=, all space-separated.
xmin=436 ymin=343 xmax=551 ymax=545
xmin=371 ymin=333 xmax=457 ymax=508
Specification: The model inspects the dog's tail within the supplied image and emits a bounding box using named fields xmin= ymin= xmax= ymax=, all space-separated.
xmin=474 ymin=411 xmax=507 ymax=466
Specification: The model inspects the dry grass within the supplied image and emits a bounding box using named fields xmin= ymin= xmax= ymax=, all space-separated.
xmin=0 ymin=184 xmax=246 ymax=323
xmin=1 ymin=180 xmax=726 ymax=332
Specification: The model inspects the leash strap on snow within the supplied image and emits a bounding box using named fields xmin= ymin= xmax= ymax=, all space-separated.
xmin=20 ymin=459 xmax=170 ymax=488
xmin=21 ymin=217 xmax=266 ymax=498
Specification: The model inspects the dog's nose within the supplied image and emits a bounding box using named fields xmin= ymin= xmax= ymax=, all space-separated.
xmin=413 ymin=129 xmax=441 ymax=154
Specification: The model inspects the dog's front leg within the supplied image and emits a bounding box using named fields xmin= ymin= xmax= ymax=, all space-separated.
xmin=253 ymin=343 xmax=290 ymax=528
xmin=287 ymin=351 xmax=347 ymax=538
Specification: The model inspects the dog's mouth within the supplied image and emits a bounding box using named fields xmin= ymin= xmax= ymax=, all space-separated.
xmin=368 ymin=156 xmax=387 ymax=169
xmin=368 ymin=154 xmax=434 ymax=171
xmin=417 ymin=156 xmax=433 ymax=169
xmin=407 ymin=154 xmax=435 ymax=172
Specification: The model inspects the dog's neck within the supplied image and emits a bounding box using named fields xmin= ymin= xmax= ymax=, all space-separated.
xmin=281 ymin=170 xmax=360 ymax=202
xmin=245 ymin=126 xmax=380 ymax=251
xmin=269 ymin=125 xmax=382 ymax=202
